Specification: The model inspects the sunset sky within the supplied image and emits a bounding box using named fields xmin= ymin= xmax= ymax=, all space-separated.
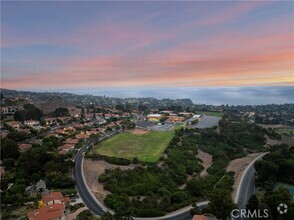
xmin=1 ymin=1 xmax=294 ymax=104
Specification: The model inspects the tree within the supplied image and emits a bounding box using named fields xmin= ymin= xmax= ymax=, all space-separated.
xmin=54 ymin=107 xmax=69 ymax=117
xmin=1 ymin=138 xmax=20 ymax=160
xmin=186 ymin=178 xmax=202 ymax=197
xmin=246 ymin=195 xmax=259 ymax=212
xmin=2 ymin=158 xmax=15 ymax=170
xmin=14 ymin=104 xmax=43 ymax=121
xmin=14 ymin=110 xmax=24 ymax=122
xmin=208 ymin=189 xmax=236 ymax=219
xmin=265 ymin=187 xmax=293 ymax=219
xmin=81 ymin=107 xmax=85 ymax=118
xmin=254 ymin=160 xmax=279 ymax=182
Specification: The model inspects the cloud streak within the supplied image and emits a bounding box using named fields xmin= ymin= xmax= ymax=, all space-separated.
xmin=1 ymin=1 xmax=294 ymax=95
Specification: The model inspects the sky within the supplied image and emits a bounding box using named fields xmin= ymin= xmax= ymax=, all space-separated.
xmin=1 ymin=1 xmax=294 ymax=105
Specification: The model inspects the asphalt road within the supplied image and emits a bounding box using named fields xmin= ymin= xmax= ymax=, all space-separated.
xmin=74 ymin=130 xmax=264 ymax=219
xmin=234 ymin=153 xmax=268 ymax=220
xmin=73 ymin=141 xmax=106 ymax=216
xmin=73 ymin=132 xmax=208 ymax=219
xmin=236 ymin=163 xmax=256 ymax=210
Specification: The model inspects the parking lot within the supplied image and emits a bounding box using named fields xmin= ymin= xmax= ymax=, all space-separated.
xmin=150 ymin=123 xmax=174 ymax=131
xmin=190 ymin=116 xmax=221 ymax=129
xmin=136 ymin=121 xmax=174 ymax=131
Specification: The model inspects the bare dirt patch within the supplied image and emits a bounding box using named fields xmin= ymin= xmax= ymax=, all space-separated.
xmin=226 ymin=153 xmax=264 ymax=200
xmin=83 ymin=158 xmax=137 ymax=206
xmin=266 ymin=135 xmax=294 ymax=146
xmin=131 ymin=129 xmax=149 ymax=135
xmin=197 ymin=149 xmax=212 ymax=177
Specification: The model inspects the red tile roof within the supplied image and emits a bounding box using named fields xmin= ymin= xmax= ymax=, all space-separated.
xmin=27 ymin=203 xmax=65 ymax=220
xmin=192 ymin=215 xmax=210 ymax=220
xmin=19 ymin=144 xmax=32 ymax=152
xmin=58 ymin=144 xmax=74 ymax=151
xmin=42 ymin=192 xmax=64 ymax=204
xmin=64 ymin=138 xmax=79 ymax=144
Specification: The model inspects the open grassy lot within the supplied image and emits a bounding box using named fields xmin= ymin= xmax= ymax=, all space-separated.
xmin=277 ymin=128 xmax=294 ymax=136
xmin=195 ymin=111 xmax=224 ymax=117
xmin=93 ymin=129 xmax=174 ymax=163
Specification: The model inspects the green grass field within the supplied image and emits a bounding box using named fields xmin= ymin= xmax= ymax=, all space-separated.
xmin=93 ymin=130 xmax=174 ymax=163
xmin=195 ymin=111 xmax=224 ymax=117
xmin=277 ymin=128 xmax=294 ymax=136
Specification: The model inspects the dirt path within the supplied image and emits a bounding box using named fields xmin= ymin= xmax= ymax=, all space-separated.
xmin=66 ymin=207 xmax=87 ymax=220
xmin=197 ymin=149 xmax=212 ymax=177
xmin=132 ymin=128 xmax=149 ymax=135
xmin=83 ymin=159 xmax=137 ymax=206
xmin=226 ymin=152 xmax=264 ymax=200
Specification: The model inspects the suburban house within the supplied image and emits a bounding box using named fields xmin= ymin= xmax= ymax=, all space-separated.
xmin=27 ymin=191 xmax=69 ymax=220
xmin=179 ymin=112 xmax=192 ymax=117
xmin=104 ymin=113 xmax=112 ymax=119
xmin=167 ymin=116 xmax=185 ymax=123
xmin=147 ymin=114 xmax=162 ymax=122
xmin=58 ymin=144 xmax=75 ymax=152
xmin=72 ymin=123 xmax=84 ymax=129
xmin=64 ymin=138 xmax=79 ymax=145
xmin=95 ymin=116 xmax=107 ymax=125
xmin=75 ymin=133 xmax=87 ymax=139
xmin=6 ymin=121 xmax=21 ymax=130
xmin=56 ymin=116 xmax=71 ymax=124
xmin=44 ymin=117 xmax=57 ymax=125
xmin=24 ymin=120 xmax=40 ymax=127
xmin=27 ymin=203 xmax=66 ymax=220
xmin=95 ymin=113 xmax=104 ymax=118
xmin=0 ymin=130 xmax=9 ymax=139
xmin=192 ymin=214 xmax=216 ymax=220
xmin=1 ymin=106 xmax=17 ymax=115
xmin=42 ymin=191 xmax=69 ymax=205
xmin=84 ymin=113 xmax=94 ymax=121
xmin=19 ymin=143 xmax=32 ymax=152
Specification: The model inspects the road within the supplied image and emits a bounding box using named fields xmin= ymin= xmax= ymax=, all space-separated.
xmin=73 ymin=141 xmax=106 ymax=216
xmin=74 ymin=130 xmax=265 ymax=219
xmin=73 ymin=131 xmax=208 ymax=219
xmin=234 ymin=153 xmax=268 ymax=219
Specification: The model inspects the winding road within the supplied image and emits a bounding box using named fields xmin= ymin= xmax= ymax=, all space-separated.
xmin=73 ymin=131 xmax=208 ymax=219
xmin=233 ymin=152 xmax=268 ymax=220
xmin=74 ymin=130 xmax=267 ymax=220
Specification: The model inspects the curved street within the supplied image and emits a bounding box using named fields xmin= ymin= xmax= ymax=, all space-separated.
xmin=74 ymin=132 xmax=267 ymax=220
xmin=73 ymin=133 xmax=209 ymax=219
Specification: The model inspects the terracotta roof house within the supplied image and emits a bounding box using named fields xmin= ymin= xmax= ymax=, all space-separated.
xmin=64 ymin=138 xmax=79 ymax=144
xmin=42 ymin=191 xmax=69 ymax=205
xmin=19 ymin=143 xmax=32 ymax=152
xmin=0 ymin=130 xmax=9 ymax=139
xmin=73 ymin=123 xmax=84 ymax=129
xmin=192 ymin=214 xmax=216 ymax=220
xmin=6 ymin=121 xmax=21 ymax=130
xmin=75 ymin=133 xmax=87 ymax=139
xmin=58 ymin=144 xmax=75 ymax=151
xmin=27 ymin=203 xmax=65 ymax=220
